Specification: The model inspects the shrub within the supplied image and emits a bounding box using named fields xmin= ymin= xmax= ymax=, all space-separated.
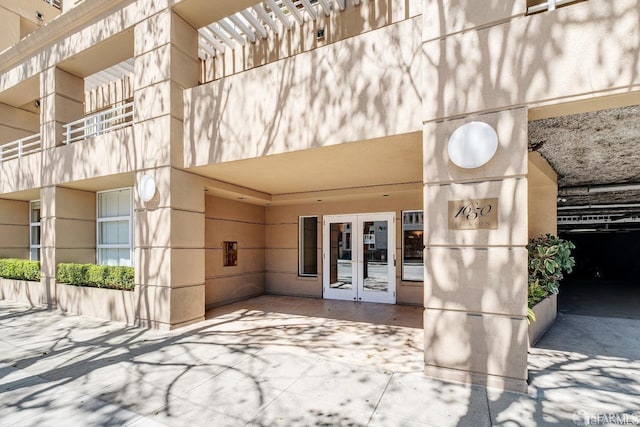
xmin=56 ymin=263 xmax=134 ymax=291
xmin=528 ymin=234 xmax=575 ymax=309
xmin=0 ymin=259 xmax=41 ymax=281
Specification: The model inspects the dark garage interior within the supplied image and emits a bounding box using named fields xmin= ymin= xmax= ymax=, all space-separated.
xmin=559 ymin=230 xmax=640 ymax=319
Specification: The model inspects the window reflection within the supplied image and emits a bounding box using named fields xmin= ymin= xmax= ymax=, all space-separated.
xmin=402 ymin=210 xmax=424 ymax=281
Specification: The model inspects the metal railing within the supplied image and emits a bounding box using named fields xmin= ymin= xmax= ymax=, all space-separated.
xmin=63 ymin=102 xmax=134 ymax=145
xmin=0 ymin=133 xmax=42 ymax=164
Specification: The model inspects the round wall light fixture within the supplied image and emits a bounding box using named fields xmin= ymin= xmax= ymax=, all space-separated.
xmin=138 ymin=174 xmax=156 ymax=202
xmin=447 ymin=121 xmax=499 ymax=169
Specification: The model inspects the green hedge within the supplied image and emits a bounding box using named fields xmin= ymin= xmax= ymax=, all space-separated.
xmin=0 ymin=259 xmax=41 ymax=282
xmin=56 ymin=263 xmax=134 ymax=291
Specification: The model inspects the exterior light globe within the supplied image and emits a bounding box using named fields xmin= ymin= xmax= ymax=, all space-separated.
xmin=447 ymin=121 xmax=499 ymax=169
xmin=138 ymin=174 xmax=156 ymax=202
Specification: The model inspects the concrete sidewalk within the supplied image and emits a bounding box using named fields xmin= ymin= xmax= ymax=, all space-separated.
xmin=1 ymin=297 xmax=639 ymax=426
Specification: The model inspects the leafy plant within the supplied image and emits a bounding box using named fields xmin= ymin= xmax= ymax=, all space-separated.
xmin=57 ymin=263 xmax=134 ymax=291
xmin=527 ymin=234 xmax=575 ymax=310
xmin=0 ymin=259 xmax=41 ymax=282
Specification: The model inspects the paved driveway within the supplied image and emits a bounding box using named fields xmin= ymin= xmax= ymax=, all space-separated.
xmin=1 ymin=296 xmax=639 ymax=426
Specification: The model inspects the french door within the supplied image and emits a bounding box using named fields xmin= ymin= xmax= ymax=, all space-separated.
xmin=322 ymin=213 xmax=396 ymax=304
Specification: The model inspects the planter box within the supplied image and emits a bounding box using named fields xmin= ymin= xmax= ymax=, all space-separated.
xmin=56 ymin=283 xmax=136 ymax=325
xmin=0 ymin=277 xmax=47 ymax=307
xmin=528 ymin=293 xmax=558 ymax=346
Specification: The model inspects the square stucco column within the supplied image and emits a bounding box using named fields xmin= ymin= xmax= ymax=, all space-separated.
xmin=39 ymin=67 xmax=84 ymax=150
xmin=133 ymin=9 xmax=199 ymax=169
xmin=40 ymin=186 xmax=96 ymax=307
xmin=422 ymin=108 xmax=529 ymax=393
xmin=133 ymin=9 xmax=203 ymax=330
xmin=134 ymin=167 xmax=205 ymax=330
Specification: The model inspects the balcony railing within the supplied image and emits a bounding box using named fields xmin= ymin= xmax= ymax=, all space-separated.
xmin=0 ymin=133 xmax=42 ymax=164
xmin=63 ymin=102 xmax=134 ymax=145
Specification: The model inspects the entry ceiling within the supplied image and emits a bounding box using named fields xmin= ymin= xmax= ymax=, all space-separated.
xmin=195 ymin=132 xmax=422 ymax=201
xmin=529 ymin=104 xmax=640 ymax=230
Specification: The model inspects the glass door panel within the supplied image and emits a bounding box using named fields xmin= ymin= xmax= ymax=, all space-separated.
xmin=362 ymin=220 xmax=389 ymax=293
xmin=330 ymin=222 xmax=353 ymax=290
xmin=359 ymin=214 xmax=395 ymax=304
xmin=323 ymin=217 xmax=358 ymax=301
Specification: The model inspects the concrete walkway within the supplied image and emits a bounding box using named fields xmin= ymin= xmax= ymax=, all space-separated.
xmin=1 ymin=296 xmax=639 ymax=426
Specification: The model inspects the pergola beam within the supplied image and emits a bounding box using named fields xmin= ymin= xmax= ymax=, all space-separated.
xmin=208 ymin=24 xmax=237 ymax=49
xmin=240 ymin=10 xmax=268 ymax=39
xmin=252 ymin=4 xmax=280 ymax=34
xmin=300 ymin=0 xmax=318 ymax=20
xmin=199 ymin=28 xmax=226 ymax=54
xmin=218 ymin=18 xmax=247 ymax=46
xmin=265 ymin=0 xmax=293 ymax=29
xmin=282 ymin=0 xmax=304 ymax=26
xmin=318 ymin=0 xmax=331 ymax=15
xmin=228 ymin=14 xmax=257 ymax=42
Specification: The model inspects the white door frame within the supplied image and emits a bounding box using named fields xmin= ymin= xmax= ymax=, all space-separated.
xmin=323 ymin=212 xmax=396 ymax=304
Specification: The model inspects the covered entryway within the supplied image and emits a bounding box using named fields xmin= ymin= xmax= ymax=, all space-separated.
xmin=323 ymin=213 xmax=396 ymax=304
xmin=529 ymin=99 xmax=640 ymax=320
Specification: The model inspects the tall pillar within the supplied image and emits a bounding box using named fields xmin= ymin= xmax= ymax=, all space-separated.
xmin=133 ymin=10 xmax=204 ymax=330
xmin=422 ymin=109 xmax=529 ymax=392
xmin=39 ymin=67 xmax=86 ymax=307
xmin=39 ymin=67 xmax=84 ymax=150
xmin=40 ymin=186 xmax=96 ymax=307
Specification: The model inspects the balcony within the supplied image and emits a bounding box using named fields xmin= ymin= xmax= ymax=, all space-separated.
xmin=0 ymin=134 xmax=42 ymax=164
xmin=63 ymin=102 xmax=133 ymax=145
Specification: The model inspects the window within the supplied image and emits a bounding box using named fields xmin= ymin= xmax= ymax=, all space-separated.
xmin=299 ymin=216 xmax=318 ymax=276
xmin=30 ymin=200 xmax=41 ymax=261
xmin=97 ymin=188 xmax=133 ymax=266
xmin=402 ymin=210 xmax=424 ymax=282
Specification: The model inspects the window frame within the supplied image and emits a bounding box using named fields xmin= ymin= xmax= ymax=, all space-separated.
xmin=401 ymin=210 xmax=424 ymax=282
xmin=96 ymin=187 xmax=134 ymax=267
xmin=298 ymin=215 xmax=318 ymax=277
xmin=29 ymin=200 xmax=41 ymax=261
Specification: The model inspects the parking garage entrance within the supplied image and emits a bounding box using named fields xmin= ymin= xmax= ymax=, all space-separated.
xmin=529 ymin=101 xmax=640 ymax=319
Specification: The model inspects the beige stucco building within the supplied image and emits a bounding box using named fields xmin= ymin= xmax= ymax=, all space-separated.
xmin=0 ymin=0 xmax=638 ymax=393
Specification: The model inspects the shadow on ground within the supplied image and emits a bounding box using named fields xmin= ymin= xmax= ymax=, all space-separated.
xmin=1 ymin=297 xmax=639 ymax=426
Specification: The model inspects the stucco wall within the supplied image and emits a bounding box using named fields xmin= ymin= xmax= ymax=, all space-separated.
xmin=0 ymin=278 xmax=47 ymax=307
xmin=422 ymin=0 xmax=640 ymax=121
xmin=184 ymin=15 xmax=423 ymax=166
xmin=204 ymin=195 xmax=265 ymax=308
xmin=265 ymin=191 xmax=424 ymax=305
xmin=201 ymin=0 xmax=422 ymax=83
xmin=0 ymin=199 xmax=29 ymax=259
xmin=528 ymin=152 xmax=558 ymax=238
xmin=56 ymin=283 xmax=136 ymax=325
